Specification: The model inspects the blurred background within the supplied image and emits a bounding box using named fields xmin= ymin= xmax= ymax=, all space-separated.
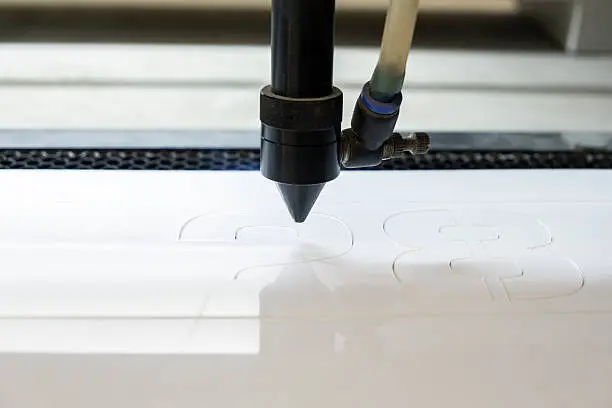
xmin=0 ymin=0 xmax=611 ymax=151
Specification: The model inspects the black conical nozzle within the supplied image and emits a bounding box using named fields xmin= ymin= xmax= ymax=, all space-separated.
xmin=276 ymin=183 xmax=325 ymax=223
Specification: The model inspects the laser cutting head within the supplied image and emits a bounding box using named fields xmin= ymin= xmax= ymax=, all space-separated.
xmin=259 ymin=0 xmax=428 ymax=223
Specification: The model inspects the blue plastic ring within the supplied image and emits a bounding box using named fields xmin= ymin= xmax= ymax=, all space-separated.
xmin=360 ymin=84 xmax=401 ymax=116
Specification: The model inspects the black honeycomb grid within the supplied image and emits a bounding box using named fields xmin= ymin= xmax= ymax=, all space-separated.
xmin=0 ymin=149 xmax=611 ymax=170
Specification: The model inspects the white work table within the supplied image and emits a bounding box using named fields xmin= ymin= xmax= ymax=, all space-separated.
xmin=0 ymin=169 xmax=610 ymax=407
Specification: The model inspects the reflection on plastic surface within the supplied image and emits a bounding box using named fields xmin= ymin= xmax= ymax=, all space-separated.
xmin=179 ymin=211 xmax=353 ymax=318
xmin=0 ymin=203 xmax=609 ymax=318
xmin=0 ymin=171 xmax=610 ymax=354
xmin=0 ymin=171 xmax=610 ymax=407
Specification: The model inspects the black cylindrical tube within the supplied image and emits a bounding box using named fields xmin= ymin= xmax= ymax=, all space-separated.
xmin=261 ymin=0 xmax=341 ymax=222
xmin=271 ymin=0 xmax=335 ymax=98
xmin=262 ymin=0 xmax=340 ymax=184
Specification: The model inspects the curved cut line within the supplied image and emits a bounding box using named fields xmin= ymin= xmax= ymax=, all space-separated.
xmin=482 ymin=277 xmax=499 ymax=303
xmin=475 ymin=210 xmax=554 ymax=250
xmin=233 ymin=225 xmax=300 ymax=241
xmin=384 ymin=209 xmax=555 ymax=251
xmin=383 ymin=209 xmax=452 ymax=247
xmin=527 ymin=218 xmax=554 ymax=250
xmin=504 ymin=257 xmax=586 ymax=301
xmin=391 ymin=248 xmax=423 ymax=284
xmin=178 ymin=210 xmax=277 ymax=242
xmin=233 ymin=220 xmax=355 ymax=280
xmin=178 ymin=211 xmax=346 ymax=243
xmin=391 ymin=253 xmax=584 ymax=302
xmin=177 ymin=212 xmax=212 ymax=241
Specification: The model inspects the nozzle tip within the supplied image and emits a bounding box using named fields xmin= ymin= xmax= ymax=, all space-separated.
xmin=276 ymin=183 xmax=325 ymax=223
